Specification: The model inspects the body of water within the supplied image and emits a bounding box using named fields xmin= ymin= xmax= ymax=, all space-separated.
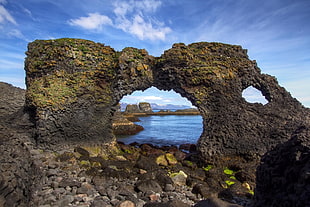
xmin=116 ymin=115 xmax=203 ymax=146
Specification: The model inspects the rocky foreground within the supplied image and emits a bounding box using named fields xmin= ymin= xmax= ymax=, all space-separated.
xmin=2 ymin=38 xmax=310 ymax=206
xmin=0 ymin=82 xmax=254 ymax=207
xmin=28 ymin=142 xmax=255 ymax=207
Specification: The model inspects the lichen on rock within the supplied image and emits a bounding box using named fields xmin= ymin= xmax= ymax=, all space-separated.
xmin=24 ymin=38 xmax=310 ymax=163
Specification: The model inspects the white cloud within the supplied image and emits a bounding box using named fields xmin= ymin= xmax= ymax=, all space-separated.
xmin=113 ymin=0 xmax=170 ymax=41
xmin=0 ymin=5 xmax=17 ymax=25
xmin=123 ymin=95 xmax=163 ymax=102
xmin=7 ymin=29 xmax=26 ymax=39
xmin=242 ymin=86 xmax=268 ymax=105
xmin=68 ymin=0 xmax=171 ymax=41
xmin=117 ymin=14 xmax=171 ymax=41
xmin=68 ymin=13 xmax=112 ymax=30
xmin=113 ymin=0 xmax=161 ymax=16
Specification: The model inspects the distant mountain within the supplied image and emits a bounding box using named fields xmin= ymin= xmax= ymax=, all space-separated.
xmin=120 ymin=102 xmax=193 ymax=111
xmin=150 ymin=103 xmax=192 ymax=110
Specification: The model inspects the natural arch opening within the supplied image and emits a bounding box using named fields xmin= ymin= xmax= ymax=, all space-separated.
xmin=242 ymin=86 xmax=269 ymax=105
xmin=113 ymin=87 xmax=203 ymax=146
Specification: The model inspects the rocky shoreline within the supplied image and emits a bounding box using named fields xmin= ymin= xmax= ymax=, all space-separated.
xmin=112 ymin=103 xmax=200 ymax=136
xmin=28 ymin=142 xmax=255 ymax=207
xmin=2 ymin=39 xmax=310 ymax=206
xmin=0 ymin=82 xmax=255 ymax=207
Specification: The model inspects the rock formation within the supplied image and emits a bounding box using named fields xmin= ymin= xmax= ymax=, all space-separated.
xmin=1 ymin=38 xmax=309 ymax=206
xmin=25 ymin=38 xmax=310 ymax=160
xmin=112 ymin=111 xmax=144 ymax=135
xmin=125 ymin=102 xmax=153 ymax=113
xmin=138 ymin=102 xmax=153 ymax=113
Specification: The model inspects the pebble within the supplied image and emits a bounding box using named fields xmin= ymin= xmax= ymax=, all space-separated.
xmin=28 ymin=145 xmax=252 ymax=207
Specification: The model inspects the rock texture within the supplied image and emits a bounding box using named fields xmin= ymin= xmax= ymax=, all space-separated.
xmin=25 ymin=39 xmax=154 ymax=148
xmin=112 ymin=111 xmax=144 ymax=135
xmin=25 ymin=39 xmax=309 ymax=160
xmin=254 ymin=126 xmax=310 ymax=207
xmin=1 ymin=38 xmax=310 ymax=207
xmin=0 ymin=82 xmax=34 ymax=207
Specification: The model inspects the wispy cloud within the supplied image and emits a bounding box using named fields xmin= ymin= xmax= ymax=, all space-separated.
xmin=68 ymin=0 xmax=171 ymax=41
xmin=0 ymin=5 xmax=17 ymax=25
xmin=0 ymin=58 xmax=24 ymax=70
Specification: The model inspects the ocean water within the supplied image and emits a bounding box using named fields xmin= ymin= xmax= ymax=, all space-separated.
xmin=116 ymin=115 xmax=203 ymax=146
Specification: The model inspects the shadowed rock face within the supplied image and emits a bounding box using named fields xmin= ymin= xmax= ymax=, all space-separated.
xmin=25 ymin=38 xmax=309 ymax=160
xmin=254 ymin=126 xmax=310 ymax=207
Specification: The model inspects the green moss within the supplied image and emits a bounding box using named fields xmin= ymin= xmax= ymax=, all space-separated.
xmin=225 ymin=180 xmax=236 ymax=187
xmin=229 ymin=176 xmax=237 ymax=180
xmin=203 ymin=165 xmax=213 ymax=171
xmin=223 ymin=167 xmax=235 ymax=175
xmin=184 ymin=160 xmax=194 ymax=167
xmin=124 ymin=149 xmax=133 ymax=154
xmin=80 ymin=160 xmax=91 ymax=166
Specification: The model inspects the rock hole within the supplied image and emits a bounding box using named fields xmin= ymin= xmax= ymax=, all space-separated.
xmin=242 ymin=86 xmax=268 ymax=105
xmin=114 ymin=87 xmax=203 ymax=147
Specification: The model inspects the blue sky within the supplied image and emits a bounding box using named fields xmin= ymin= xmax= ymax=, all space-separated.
xmin=0 ymin=0 xmax=309 ymax=107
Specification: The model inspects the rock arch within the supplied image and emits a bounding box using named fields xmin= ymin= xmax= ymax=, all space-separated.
xmin=25 ymin=38 xmax=309 ymax=160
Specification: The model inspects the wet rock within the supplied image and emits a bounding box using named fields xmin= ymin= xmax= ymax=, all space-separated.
xmin=179 ymin=144 xmax=197 ymax=153
xmin=113 ymin=111 xmax=144 ymax=135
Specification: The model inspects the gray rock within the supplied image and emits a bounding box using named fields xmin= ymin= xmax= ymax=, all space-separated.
xmin=55 ymin=195 xmax=74 ymax=206
xmin=164 ymin=184 xmax=175 ymax=192
xmin=77 ymin=182 xmax=95 ymax=195
xmin=59 ymin=179 xmax=81 ymax=188
xmin=136 ymin=180 xmax=162 ymax=194
xmin=91 ymin=198 xmax=110 ymax=207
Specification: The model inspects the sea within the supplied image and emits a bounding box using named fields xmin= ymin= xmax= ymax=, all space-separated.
xmin=116 ymin=111 xmax=203 ymax=146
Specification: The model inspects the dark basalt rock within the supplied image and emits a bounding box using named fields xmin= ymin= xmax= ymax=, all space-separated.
xmin=24 ymin=39 xmax=309 ymax=160
xmin=254 ymin=126 xmax=310 ymax=207
xmin=0 ymin=82 xmax=34 ymax=207
xmin=112 ymin=111 xmax=144 ymax=135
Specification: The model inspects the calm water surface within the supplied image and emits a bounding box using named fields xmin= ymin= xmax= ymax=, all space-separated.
xmin=116 ymin=115 xmax=203 ymax=146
